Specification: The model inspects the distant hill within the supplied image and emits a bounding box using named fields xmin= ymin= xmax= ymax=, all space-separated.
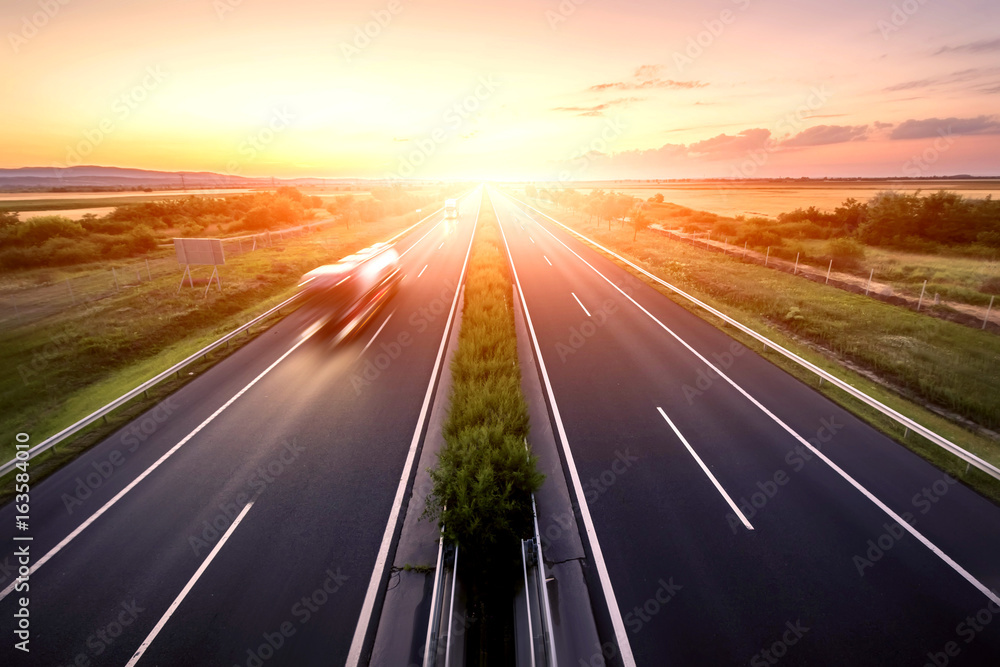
xmin=0 ymin=166 xmax=378 ymax=190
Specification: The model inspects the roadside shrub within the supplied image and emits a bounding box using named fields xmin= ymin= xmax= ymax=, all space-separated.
xmin=826 ymin=238 xmax=867 ymax=271
xmin=981 ymin=277 xmax=1000 ymax=295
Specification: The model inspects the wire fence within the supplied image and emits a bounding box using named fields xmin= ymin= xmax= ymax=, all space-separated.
xmin=0 ymin=218 xmax=337 ymax=332
xmin=655 ymin=227 xmax=1000 ymax=333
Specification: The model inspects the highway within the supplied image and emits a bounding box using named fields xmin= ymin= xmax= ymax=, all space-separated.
xmin=0 ymin=189 xmax=481 ymax=666
xmin=489 ymin=189 xmax=1000 ymax=666
xmin=2 ymin=185 xmax=999 ymax=666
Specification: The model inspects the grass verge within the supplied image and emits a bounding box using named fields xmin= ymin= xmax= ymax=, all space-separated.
xmin=424 ymin=190 xmax=544 ymax=661
xmin=516 ymin=195 xmax=1000 ymax=505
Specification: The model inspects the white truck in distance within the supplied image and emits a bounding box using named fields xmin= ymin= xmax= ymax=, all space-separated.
xmin=444 ymin=198 xmax=459 ymax=220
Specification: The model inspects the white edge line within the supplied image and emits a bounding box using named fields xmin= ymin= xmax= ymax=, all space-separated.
xmin=345 ymin=191 xmax=482 ymax=666
xmin=126 ymin=501 xmax=254 ymax=666
xmin=510 ymin=195 xmax=999 ymax=480
xmin=0 ymin=334 xmax=315 ymax=603
xmin=418 ymin=264 xmax=428 ymax=278
xmin=571 ymin=292 xmax=592 ymax=318
xmin=361 ymin=310 xmax=395 ymax=356
xmin=490 ymin=190 xmax=637 ymax=667
xmin=501 ymin=191 xmax=1000 ymax=609
xmin=657 ymin=408 xmax=753 ymax=531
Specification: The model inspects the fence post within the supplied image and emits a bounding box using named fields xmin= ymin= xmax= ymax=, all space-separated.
xmin=743 ymin=241 xmax=747 ymax=259
xmin=146 ymin=258 xmax=152 ymax=281
xmin=917 ymin=279 xmax=927 ymax=310
xmin=793 ymin=252 xmax=799 ymax=275
xmin=865 ymin=268 xmax=873 ymax=296
xmin=765 ymin=247 xmax=770 ymax=267
xmin=983 ymin=295 xmax=994 ymax=330
xmin=112 ymin=267 xmax=120 ymax=291
xmin=826 ymin=259 xmax=832 ymax=284
xmin=66 ymin=278 xmax=76 ymax=304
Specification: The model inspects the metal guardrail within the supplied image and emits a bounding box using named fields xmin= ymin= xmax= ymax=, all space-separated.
xmin=423 ymin=535 xmax=460 ymax=667
xmin=0 ymin=203 xmax=452 ymax=480
xmin=520 ymin=494 xmax=558 ymax=667
xmin=507 ymin=193 xmax=1000 ymax=483
xmin=0 ymin=292 xmax=304 ymax=479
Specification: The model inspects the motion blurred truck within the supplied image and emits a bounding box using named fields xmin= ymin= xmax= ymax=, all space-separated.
xmin=298 ymin=242 xmax=401 ymax=338
xmin=444 ymin=198 xmax=459 ymax=220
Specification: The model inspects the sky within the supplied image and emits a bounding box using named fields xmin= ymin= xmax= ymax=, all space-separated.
xmin=1 ymin=0 xmax=999 ymax=180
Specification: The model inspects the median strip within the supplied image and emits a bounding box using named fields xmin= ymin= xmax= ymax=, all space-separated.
xmin=423 ymin=190 xmax=544 ymax=656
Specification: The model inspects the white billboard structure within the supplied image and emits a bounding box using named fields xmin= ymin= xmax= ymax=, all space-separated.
xmin=174 ymin=238 xmax=225 ymax=295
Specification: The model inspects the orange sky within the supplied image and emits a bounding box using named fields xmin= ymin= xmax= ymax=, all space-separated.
xmin=2 ymin=0 xmax=999 ymax=179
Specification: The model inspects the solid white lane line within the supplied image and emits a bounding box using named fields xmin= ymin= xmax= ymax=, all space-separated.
xmin=490 ymin=192 xmax=637 ymax=667
xmin=571 ymin=292 xmax=591 ymax=317
xmin=504 ymin=192 xmax=1000 ymax=609
xmin=345 ymin=195 xmax=483 ymax=666
xmin=418 ymin=264 xmax=428 ymax=278
xmin=658 ymin=408 xmax=753 ymax=531
xmin=361 ymin=310 xmax=395 ymax=356
xmin=0 ymin=333 xmax=316 ymax=604
xmin=126 ymin=502 xmax=254 ymax=666
xmin=544 ymin=255 xmax=552 ymax=266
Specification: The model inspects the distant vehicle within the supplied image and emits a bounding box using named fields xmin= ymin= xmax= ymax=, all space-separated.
xmin=444 ymin=198 xmax=459 ymax=220
xmin=298 ymin=242 xmax=401 ymax=339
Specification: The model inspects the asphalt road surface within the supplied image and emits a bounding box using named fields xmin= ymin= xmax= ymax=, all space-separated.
xmin=490 ymin=188 xmax=1000 ymax=667
xmin=0 ymin=189 xmax=481 ymax=667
